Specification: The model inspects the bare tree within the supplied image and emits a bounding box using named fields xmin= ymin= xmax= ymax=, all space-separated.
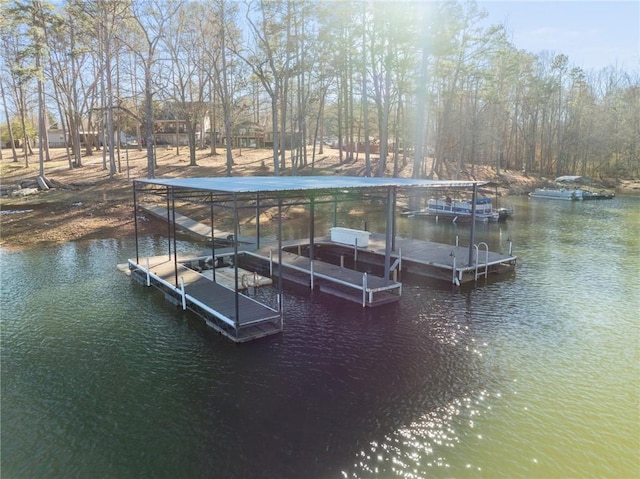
xmin=0 ymin=0 xmax=636 ymax=184
xmin=204 ymin=0 xmax=238 ymax=176
xmin=239 ymin=0 xmax=295 ymax=175
xmin=0 ymin=77 xmax=19 ymax=162
xmin=165 ymin=3 xmax=210 ymax=167
xmin=129 ymin=0 xmax=183 ymax=178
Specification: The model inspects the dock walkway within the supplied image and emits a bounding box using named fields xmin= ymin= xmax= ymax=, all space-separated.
xmin=129 ymin=255 xmax=281 ymax=342
xmin=273 ymin=232 xmax=516 ymax=285
xmin=140 ymin=204 xmax=256 ymax=244
xmin=245 ymin=249 xmax=402 ymax=307
xmin=367 ymin=233 xmax=516 ymax=283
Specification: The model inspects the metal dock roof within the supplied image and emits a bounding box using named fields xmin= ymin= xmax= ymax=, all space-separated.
xmin=134 ymin=176 xmax=487 ymax=194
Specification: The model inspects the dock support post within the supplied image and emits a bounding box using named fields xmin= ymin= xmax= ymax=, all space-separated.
xmin=451 ymin=254 xmax=456 ymax=285
xmin=468 ymin=183 xmax=478 ymax=265
xmin=391 ymin=191 xmax=398 ymax=253
xmin=309 ymin=195 xmax=315 ymax=263
xmin=384 ymin=186 xmax=394 ymax=285
xmin=354 ymin=239 xmax=358 ymax=263
xmin=310 ymin=260 xmax=315 ymax=289
xmin=171 ymin=190 xmax=179 ymax=286
xmin=508 ymin=238 xmax=513 ymax=255
xmin=277 ymin=198 xmax=283 ymax=296
xmin=166 ymin=193 xmax=172 ymax=260
xmin=256 ymin=193 xmax=261 ymax=249
xmin=180 ymin=276 xmax=186 ymax=310
xmin=269 ymin=249 xmax=273 ymax=276
xmin=133 ymin=184 xmax=139 ymax=263
xmin=146 ymin=257 xmax=150 ymax=286
xmin=233 ymin=193 xmax=240 ymax=329
xmin=362 ymin=273 xmax=367 ymax=307
xmin=210 ymin=196 xmax=216 ymax=282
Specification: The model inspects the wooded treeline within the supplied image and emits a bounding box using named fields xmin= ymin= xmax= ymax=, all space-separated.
xmin=1 ymin=0 xmax=638 ymax=179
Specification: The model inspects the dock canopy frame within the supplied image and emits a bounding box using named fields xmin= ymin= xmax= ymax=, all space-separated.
xmin=133 ymin=176 xmax=486 ymax=196
xmin=133 ymin=175 xmax=487 ymax=268
xmin=131 ymin=176 xmax=488 ymax=340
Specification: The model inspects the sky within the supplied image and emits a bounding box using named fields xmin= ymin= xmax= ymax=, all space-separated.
xmin=478 ymin=0 xmax=640 ymax=72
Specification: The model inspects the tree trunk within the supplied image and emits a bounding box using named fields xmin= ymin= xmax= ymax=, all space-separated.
xmin=0 ymin=79 xmax=19 ymax=162
xmin=144 ymin=65 xmax=155 ymax=178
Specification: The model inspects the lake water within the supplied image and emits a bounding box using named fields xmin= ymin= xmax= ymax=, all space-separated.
xmin=2 ymin=195 xmax=639 ymax=478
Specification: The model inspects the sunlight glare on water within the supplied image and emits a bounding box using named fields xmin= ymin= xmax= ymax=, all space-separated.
xmin=1 ymin=196 xmax=638 ymax=478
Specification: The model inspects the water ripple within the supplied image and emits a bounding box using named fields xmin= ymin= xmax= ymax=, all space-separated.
xmin=1 ymin=196 xmax=639 ymax=478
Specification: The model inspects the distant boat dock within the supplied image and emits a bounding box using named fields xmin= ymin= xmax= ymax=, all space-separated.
xmin=128 ymin=176 xmax=517 ymax=342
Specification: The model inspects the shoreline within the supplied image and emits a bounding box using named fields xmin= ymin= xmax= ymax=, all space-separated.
xmin=1 ymin=148 xmax=637 ymax=252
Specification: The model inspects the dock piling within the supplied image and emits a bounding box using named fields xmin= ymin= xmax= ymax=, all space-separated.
xmin=451 ymin=252 xmax=457 ymax=285
xmin=362 ymin=273 xmax=367 ymax=307
xmin=468 ymin=183 xmax=478 ymax=266
xmin=180 ymin=276 xmax=186 ymax=310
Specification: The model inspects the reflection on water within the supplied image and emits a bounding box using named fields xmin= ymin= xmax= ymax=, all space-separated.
xmin=1 ymin=196 xmax=638 ymax=478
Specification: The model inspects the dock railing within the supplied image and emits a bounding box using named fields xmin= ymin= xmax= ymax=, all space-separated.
xmin=129 ymin=259 xmax=238 ymax=329
xmin=259 ymin=249 xmax=400 ymax=307
xmin=129 ymin=256 xmax=283 ymax=341
xmin=474 ymin=242 xmax=489 ymax=280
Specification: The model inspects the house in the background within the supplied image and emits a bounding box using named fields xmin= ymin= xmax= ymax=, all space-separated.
xmin=155 ymin=102 xmax=210 ymax=146
xmin=264 ymin=130 xmax=301 ymax=150
xmin=46 ymin=119 xmax=122 ymax=149
xmin=223 ymin=121 xmax=265 ymax=148
xmin=154 ymin=106 xmax=189 ymax=146
xmin=47 ymin=129 xmax=67 ymax=148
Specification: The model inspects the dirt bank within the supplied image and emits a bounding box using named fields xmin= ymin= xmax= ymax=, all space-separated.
xmin=0 ymin=147 xmax=633 ymax=252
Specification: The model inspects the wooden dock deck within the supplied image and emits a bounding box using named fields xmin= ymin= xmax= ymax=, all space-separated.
xmin=128 ymin=255 xmax=282 ymax=342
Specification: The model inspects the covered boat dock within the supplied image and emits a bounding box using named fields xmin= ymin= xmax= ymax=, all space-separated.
xmin=129 ymin=176 xmax=516 ymax=342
